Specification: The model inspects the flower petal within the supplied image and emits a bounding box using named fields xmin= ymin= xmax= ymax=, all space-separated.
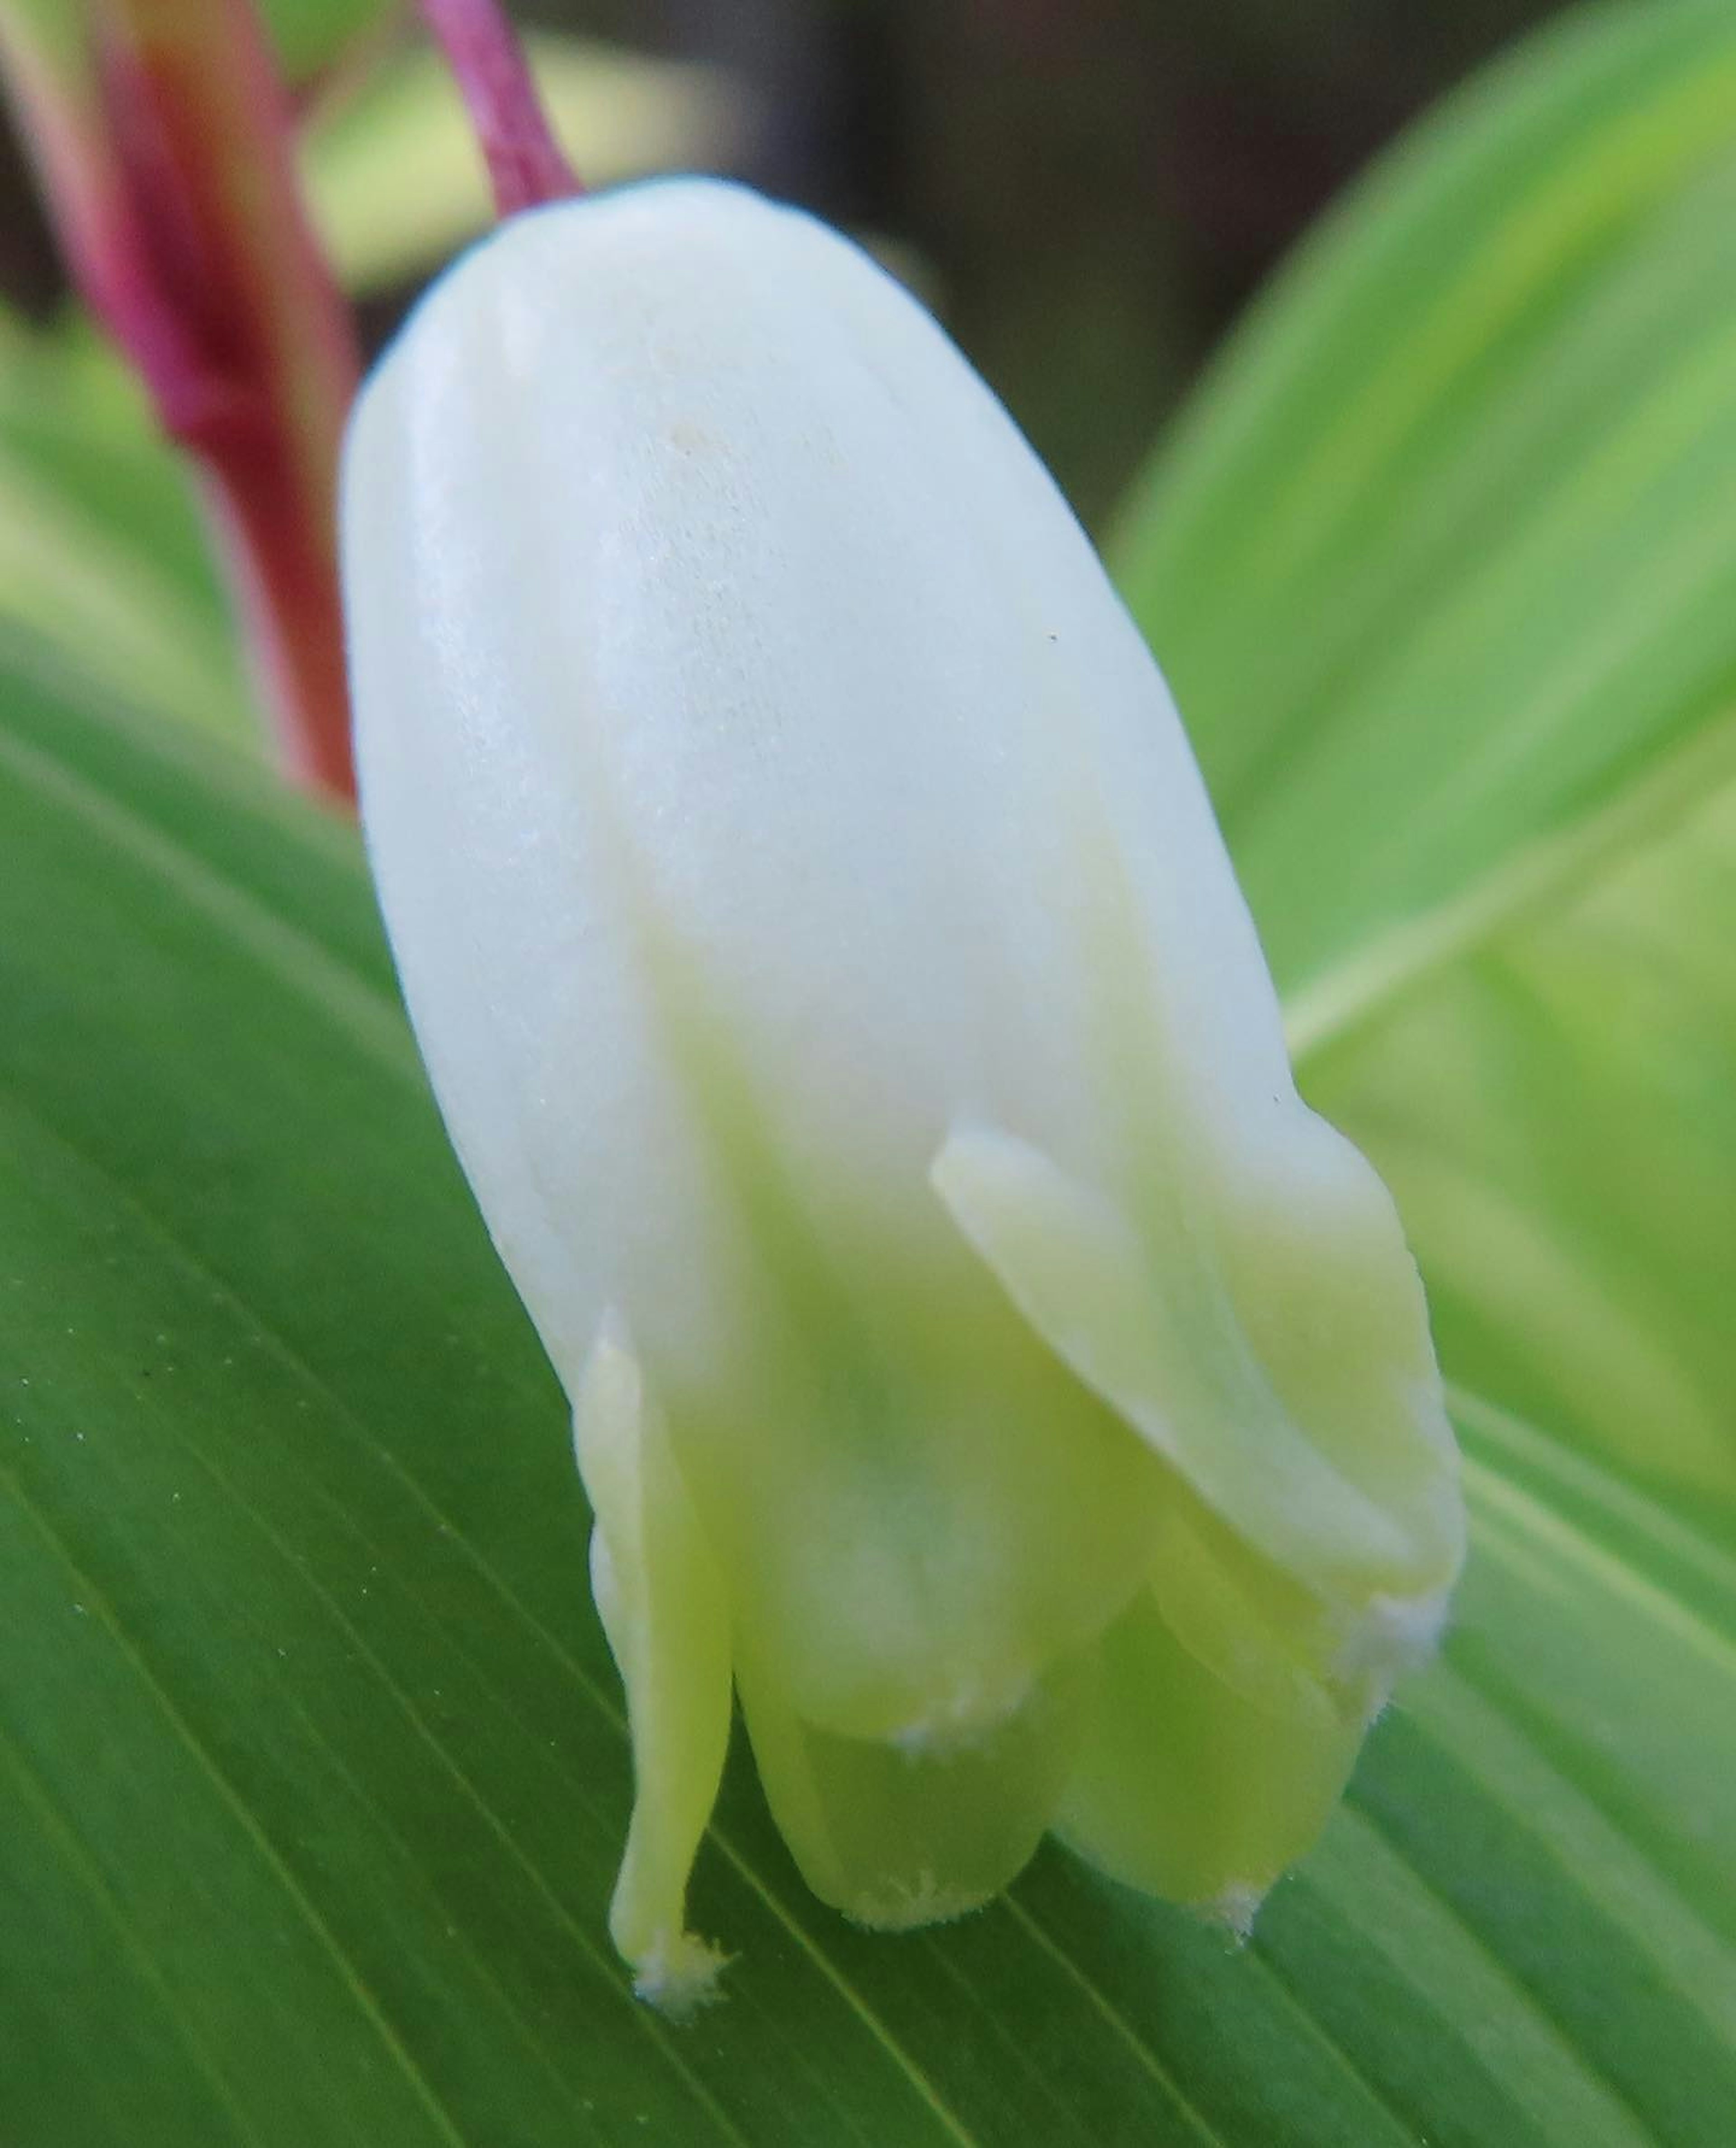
xmin=736 ymin=1647 xmax=1091 ymax=1930
xmin=1054 ymin=1578 xmax=1366 ymax=1920
xmin=931 ymin=1119 xmax=1461 ymax=1613
xmin=572 ymin=1316 xmax=733 ymax=2010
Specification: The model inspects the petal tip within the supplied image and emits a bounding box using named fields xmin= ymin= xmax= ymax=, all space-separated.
xmin=1334 ymin=1584 xmax=1453 ymax=1691
xmin=887 ymin=1671 xmax=1035 ymax=1758
xmin=630 ymin=1929 xmax=733 ymax=2019
xmin=1200 ymin=1882 xmax=1264 ymax=1944
xmin=841 ymin=1871 xmax=995 ymax=1933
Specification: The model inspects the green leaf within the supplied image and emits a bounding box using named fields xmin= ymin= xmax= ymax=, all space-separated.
xmin=1306 ymin=758 xmax=1736 ymax=1515
xmin=1112 ymin=0 xmax=1736 ymax=1511
xmin=301 ymin=34 xmax=750 ymax=294
xmin=6 ymin=0 xmax=1736 ymax=2134
xmin=1113 ymin=0 xmax=1736 ymax=1036
xmin=3 ymin=604 xmax=1734 ymax=2139
xmin=0 ymin=310 xmax=252 ymax=743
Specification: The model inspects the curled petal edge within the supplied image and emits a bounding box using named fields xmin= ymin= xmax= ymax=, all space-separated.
xmin=930 ymin=1119 xmax=1461 ymax=1639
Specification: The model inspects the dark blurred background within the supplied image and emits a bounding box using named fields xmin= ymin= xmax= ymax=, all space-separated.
xmin=0 ymin=0 xmax=1570 ymax=527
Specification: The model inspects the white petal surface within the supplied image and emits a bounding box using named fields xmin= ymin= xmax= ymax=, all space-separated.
xmin=343 ymin=177 xmax=1465 ymax=1964
xmin=344 ymin=179 xmax=1293 ymax=1401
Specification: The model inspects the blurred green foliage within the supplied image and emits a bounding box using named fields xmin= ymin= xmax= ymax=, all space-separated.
xmin=1112 ymin=0 xmax=1736 ymax=1518
xmin=257 ymin=0 xmax=391 ymax=77
xmin=2 ymin=0 xmax=1577 ymax=522
xmin=302 ymin=32 xmax=748 ymax=289
xmin=0 ymin=309 xmax=246 ymax=736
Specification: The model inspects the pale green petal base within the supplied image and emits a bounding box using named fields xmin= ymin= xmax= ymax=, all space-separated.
xmin=575 ymin=1113 xmax=1461 ymax=1989
xmin=928 ymin=1117 xmax=1444 ymax=1606
xmin=934 ymin=1118 xmax=1454 ymax=1915
xmin=737 ymin=1650 xmax=1091 ymax=1929
xmin=573 ymin=1318 xmax=734 ymax=2011
xmin=931 ymin=1121 xmax=1453 ymax=1606
xmin=1055 ymin=1582 xmax=1366 ymax=1915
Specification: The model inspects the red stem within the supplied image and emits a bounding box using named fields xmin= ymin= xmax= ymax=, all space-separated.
xmin=95 ymin=1 xmax=361 ymax=798
xmin=198 ymin=447 xmax=355 ymax=798
xmin=418 ymin=0 xmax=581 ymax=214
xmin=8 ymin=0 xmax=364 ymax=800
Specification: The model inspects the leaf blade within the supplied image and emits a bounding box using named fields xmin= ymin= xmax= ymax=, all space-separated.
xmin=4 ymin=629 xmax=1734 ymax=2141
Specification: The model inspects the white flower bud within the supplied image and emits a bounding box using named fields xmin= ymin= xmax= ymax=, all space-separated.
xmin=342 ymin=178 xmax=1464 ymax=2010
